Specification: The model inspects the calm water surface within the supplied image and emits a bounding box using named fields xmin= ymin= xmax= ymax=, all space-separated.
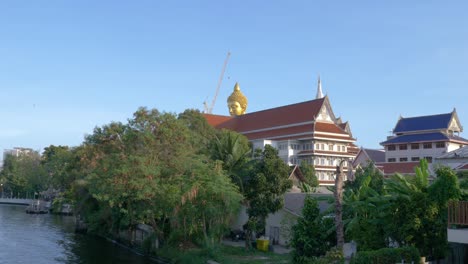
xmin=0 ymin=204 xmax=156 ymax=264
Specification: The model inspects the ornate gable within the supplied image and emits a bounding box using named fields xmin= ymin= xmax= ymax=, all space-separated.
xmin=315 ymin=96 xmax=336 ymax=123
xmin=449 ymin=109 xmax=463 ymax=133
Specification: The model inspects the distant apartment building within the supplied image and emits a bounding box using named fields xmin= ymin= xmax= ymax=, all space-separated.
xmin=3 ymin=147 xmax=34 ymax=160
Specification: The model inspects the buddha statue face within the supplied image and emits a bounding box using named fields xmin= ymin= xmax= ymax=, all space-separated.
xmin=228 ymin=101 xmax=244 ymax=116
xmin=227 ymin=83 xmax=248 ymax=116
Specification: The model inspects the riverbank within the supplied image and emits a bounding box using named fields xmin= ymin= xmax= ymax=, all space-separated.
xmin=155 ymin=243 xmax=292 ymax=264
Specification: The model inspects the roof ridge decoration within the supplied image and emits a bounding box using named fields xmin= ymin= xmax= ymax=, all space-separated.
xmin=316 ymin=75 xmax=324 ymax=99
xmin=450 ymin=108 xmax=463 ymax=132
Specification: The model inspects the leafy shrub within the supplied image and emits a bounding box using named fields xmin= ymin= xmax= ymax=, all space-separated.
xmin=291 ymin=197 xmax=336 ymax=263
xmin=309 ymin=248 xmax=344 ymax=264
xmin=350 ymin=246 xmax=420 ymax=264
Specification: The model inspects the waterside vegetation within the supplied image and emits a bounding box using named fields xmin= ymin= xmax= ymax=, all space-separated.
xmin=1 ymin=107 xmax=466 ymax=263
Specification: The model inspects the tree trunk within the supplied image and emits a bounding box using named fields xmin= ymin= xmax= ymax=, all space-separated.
xmin=335 ymin=160 xmax=345 ymax=249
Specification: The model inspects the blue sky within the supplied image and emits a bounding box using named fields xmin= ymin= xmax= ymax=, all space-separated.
xmin=1 ymin=1 xmax=468 ymax=157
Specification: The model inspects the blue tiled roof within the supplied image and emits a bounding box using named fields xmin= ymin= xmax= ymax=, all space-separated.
xmin=382 ymin=132 xmax=448 ymax=145
xmin=393 ymin=113 xmax=452 ymax=133
xmin=381 ymin=132 xmax=468 ymax=145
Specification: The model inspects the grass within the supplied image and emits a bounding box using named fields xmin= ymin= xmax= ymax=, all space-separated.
xmin=155 ymin=244 xmax=292 ymax=264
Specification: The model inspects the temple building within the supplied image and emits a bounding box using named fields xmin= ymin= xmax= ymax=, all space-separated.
xmin=380 ymin=110 xmax=468 ymax=164
xmin=204 ymin=79 xmax=358 ymax=185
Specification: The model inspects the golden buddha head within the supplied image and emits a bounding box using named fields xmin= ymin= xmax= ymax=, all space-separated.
xmin=227 ymin=82 xmax=248 ymax=116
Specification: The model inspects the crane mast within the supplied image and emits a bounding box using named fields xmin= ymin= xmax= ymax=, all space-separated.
xmin=205 ymin=52 xmax=231 ymax=114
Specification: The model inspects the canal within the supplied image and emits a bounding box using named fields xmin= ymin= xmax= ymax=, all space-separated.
xmin=0 ymin=204 xmax=157 ymax=264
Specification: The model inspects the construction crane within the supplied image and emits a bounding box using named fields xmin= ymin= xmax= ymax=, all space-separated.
xmin=204 ymin=52 xmax=231 ymax=114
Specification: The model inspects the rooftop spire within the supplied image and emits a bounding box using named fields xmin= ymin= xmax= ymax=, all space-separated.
xmin=316 ymin=75 xmax=324 ymax=99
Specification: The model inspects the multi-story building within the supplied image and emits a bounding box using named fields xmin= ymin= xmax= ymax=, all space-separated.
xmin=205 ymin=80 xmax=358 ymax=185
xmin=3 ymin=147 xmax=33 ymax=159
xmin=380 ymin=110 xmax=468 ymax=165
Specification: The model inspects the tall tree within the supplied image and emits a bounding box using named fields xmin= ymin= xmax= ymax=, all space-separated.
xmin=210 ymin=129 xmax=251 ymax=191
xmin=79 ymin=107 xmax=242 ymax=247
xmin=42 ymin=145 xmax=76 ymax=191
xmin=291 ymin=196 xmax=336 ymax=262
xmin=384 ymin=160 xmax=461 ymax=260
xmin=299 ymin=160 xmax=319 ymax=190
xmin=1 ymin=151 xmax=45 ymax=198
xmin=243 ymin=145 xmax=292 ymax=248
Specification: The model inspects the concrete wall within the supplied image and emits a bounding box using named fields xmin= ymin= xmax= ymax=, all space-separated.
xmin=230 ymin=205 xmax=248 ymax=231
xmin=265 ymin=210 xmax=298 ymax=246
xmin=385 ymin=142 xmax=447 ymax=162
xmin=0 ymin=198 xmax=32 ymax=205
xmin=434 ymin=157 xmax=468 ymax=170
xmin=448 ymin=228 xmax=468 ymax=244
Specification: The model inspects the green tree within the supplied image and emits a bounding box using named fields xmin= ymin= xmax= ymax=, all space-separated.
xmin=291 ymin=196 xmax=335 ymax=263
xmin=41 ymin=145 xmax=77 ymax=191
xmin=1 ymin=151 xmax=46 ymax=198
xmin=177 ymin=109 xmax=217 ymax=153
xmin=384 ymin=160 xmax=460 ymax=260
xmin=78 ymin=107 xmax=242 ymax=248
xmin=344 ymin=174 xmax=387 ymax=250
xmin=243 ymin=145 xmax=292 ymax=248
xmin=299 ymin=160 xmax=319 ymax=191
xmin=345 ymin=162 xmax=384 ymax=194
xmin=210 ymin=129 xmax=251 ymax=192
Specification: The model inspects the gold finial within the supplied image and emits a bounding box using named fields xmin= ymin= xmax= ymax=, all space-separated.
xmin=227 ymin=82 xmax=248 ymax=116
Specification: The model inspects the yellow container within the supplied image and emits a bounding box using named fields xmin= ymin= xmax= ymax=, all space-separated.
xmin=256 ymin=239 xmax=269 ymax=252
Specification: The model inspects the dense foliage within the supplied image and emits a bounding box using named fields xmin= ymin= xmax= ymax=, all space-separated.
xmin=344 ymin=160 xmax=461 ymax=261
xmin=350 ymin=246 xmax=420 ymax=264
xmin=291 ymin=196 xmax=336 ymax=263
xmin=1 ymin=107 xmax=295 ymax=252
xmin=243 ymin=145 xmax=292 ymax=247
xmin=0 ymin=150 xmax=46 ymax=198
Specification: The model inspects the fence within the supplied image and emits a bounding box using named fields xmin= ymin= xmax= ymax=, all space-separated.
xmin=448 ymin=201 xmax=468 ymax=227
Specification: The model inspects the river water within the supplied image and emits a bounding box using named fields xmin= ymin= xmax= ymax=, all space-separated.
xmin=0 ymin=204 xmax=156 ymax=264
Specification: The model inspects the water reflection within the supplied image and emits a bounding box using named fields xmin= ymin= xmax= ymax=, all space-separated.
xmin=0 ymin=205 xmax=155 ymax=264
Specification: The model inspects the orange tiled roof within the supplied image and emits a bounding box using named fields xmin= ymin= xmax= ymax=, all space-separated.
xmin=315 ymin=122 xmax=348 ymax=135
xmin=207 ymin=98 xmax=325 ymax=131
xmin=375 ymin=162 xmax=419 ymax=175
xmin=203 ymin=114 xmax=232 ymax=127
xmin=203 ymin=97 xmax=355 ymax=142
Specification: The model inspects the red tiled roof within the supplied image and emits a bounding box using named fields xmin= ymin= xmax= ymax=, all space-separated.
xmin=217 ymin=98 xmax=325 ymax=131
xmin=375 ymin=162 xmax=419 ymax=175
xmin=203 ymin=114 xmax=232 ymax=127
xmin=315 ymin=122 xmax=348 ymax=135
xmin=455 ymin=163 xmax=468 ymax=171
xmin=203 ymin=97 xmax=355 ymax=142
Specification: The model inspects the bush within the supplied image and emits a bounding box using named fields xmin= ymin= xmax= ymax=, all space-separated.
xmin=309 ymin=248 xmax=344 ymax=264
xmin=350 ymin=246 xmax=420 ymax=264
